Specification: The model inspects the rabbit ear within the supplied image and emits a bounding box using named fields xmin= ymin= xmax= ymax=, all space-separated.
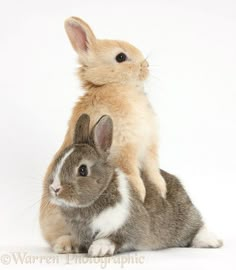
xmin=73 ymin=114 xmax=90 ymax=145
xmin=91 ymin=115 xmax=113 ymax=154
xmin=64 ymin=17 xmax=96 ymax=54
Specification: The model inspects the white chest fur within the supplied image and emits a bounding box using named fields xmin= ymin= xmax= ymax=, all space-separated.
xmin=90 ymin=169 xmax=130 ymax=239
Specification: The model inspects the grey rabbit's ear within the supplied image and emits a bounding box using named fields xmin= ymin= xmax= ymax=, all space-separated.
xmin=74 ymin=114 xmax=90 ymax=145
xmin=90 ymin=115 xmax=113 ymax=155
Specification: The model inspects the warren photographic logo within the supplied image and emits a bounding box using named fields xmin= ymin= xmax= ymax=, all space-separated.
xmin=0 ymin=251 xmax=145 ymax=268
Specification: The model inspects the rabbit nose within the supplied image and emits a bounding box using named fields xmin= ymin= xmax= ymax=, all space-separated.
xmin=50 ymin=185 xmax=61 ymax=195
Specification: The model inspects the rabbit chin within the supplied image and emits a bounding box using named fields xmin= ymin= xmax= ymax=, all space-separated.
xmin=50 ymin=196 xmax=95 ymax=209
xmin=50 ymin=197 xmax=79 ymax=208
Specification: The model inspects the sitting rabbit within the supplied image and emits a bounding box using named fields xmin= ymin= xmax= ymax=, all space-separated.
xmin=47 ymin=114 xmax=222 ymax=256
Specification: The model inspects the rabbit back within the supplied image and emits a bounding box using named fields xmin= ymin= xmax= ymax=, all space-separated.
xmin=140 ymin=170 xmax=203 ymax=249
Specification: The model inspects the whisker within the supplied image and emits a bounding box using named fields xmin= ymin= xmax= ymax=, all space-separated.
xmin=40 ymin=198 xmax=51 ymax=215
xmin=148 ymin=65 xmax=160 ymax=68
xmin=17 ymin=192 xmax=50 ymax=218
xmin=145 ymin=52 xmax=153 ymax=61
xmin=148 ymin=72 xmax=160 ymax=81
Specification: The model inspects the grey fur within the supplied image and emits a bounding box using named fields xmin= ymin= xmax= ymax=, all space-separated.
xmin=47 ymin=114 xmax=206 ymax=255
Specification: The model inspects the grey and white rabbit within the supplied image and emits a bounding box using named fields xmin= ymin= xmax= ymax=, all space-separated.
xmin=47 ymin=114 xmax=222 ymax=256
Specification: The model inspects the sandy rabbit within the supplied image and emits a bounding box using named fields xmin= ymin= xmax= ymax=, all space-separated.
xmin=40 ymin=16 xmax=167 ymax=248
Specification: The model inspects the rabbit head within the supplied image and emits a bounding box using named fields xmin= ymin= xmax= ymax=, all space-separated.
xmin=64 ymin=17 xmax=149 ymax=87
xmin=48 ymin=114 xmax=114 ymax=208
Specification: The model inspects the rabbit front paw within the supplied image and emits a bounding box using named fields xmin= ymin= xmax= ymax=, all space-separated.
xmin=53 ymin=235 xmax=79 ymax=254
xmin=88 ymin=239 xmax=116 ymax=257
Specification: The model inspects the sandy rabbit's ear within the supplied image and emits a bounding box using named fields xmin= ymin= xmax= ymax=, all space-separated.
xmin=91 ymin=115 xmax=113 ymax=154
xmin=74 ymin=114 xmax=90 ymax=145
xmin=64 ymin=16 xmax=96 ymax=54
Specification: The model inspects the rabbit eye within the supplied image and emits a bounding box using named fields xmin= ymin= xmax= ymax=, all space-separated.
xmin=116 ymin=53 xmax=127 ymax=63
xmin=78 ymin=164 xmax=88 ymax=177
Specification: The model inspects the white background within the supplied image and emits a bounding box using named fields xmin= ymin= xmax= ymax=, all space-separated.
xmin=0 ymin=0 xmax=235 ymax=269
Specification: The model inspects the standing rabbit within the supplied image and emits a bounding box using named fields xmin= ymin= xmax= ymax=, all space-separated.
xmin=47 ymin=114 xmax=222 ymax=256
xmin=40 ymin=17 xmax=167 ymax=250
